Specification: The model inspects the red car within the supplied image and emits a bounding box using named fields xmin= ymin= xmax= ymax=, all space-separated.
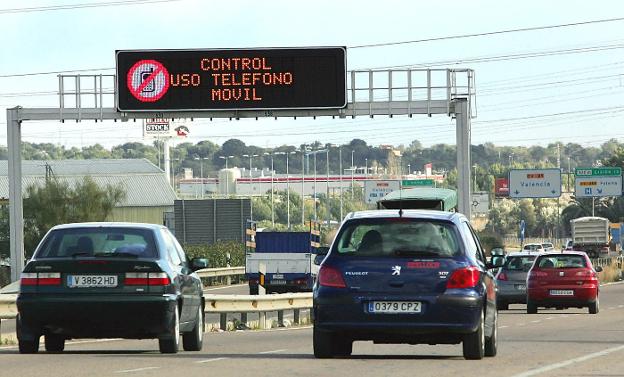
xmin=526 ymin=252 xmax=602 ymax=314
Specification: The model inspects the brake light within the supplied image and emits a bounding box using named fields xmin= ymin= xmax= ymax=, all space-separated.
xmin=124 ymin=272 xmax=170 ymax=286
xmin=20 ymin=273 xmax=38 ymax=286
xmin=318 ymin=265 xmax=346 ymax=288
xmin=576 ymin=270 xmax=597 ymax=278
xmin=38 ymin=272 xmax=61 ymax=285
xmin=529 ymin=270 xmax=548 ymax=278
xmin=148 ymin=272 xmax=171 ymax=286
xmin=497 ymin=272 xmax=508 ymax=281
xmin=124 ymin=272 xmax=149 ymax=285
xmin=446 ymin=267 xmax=480 ymax=289
xmin=20 ymin=272 xmax=61 ymax=286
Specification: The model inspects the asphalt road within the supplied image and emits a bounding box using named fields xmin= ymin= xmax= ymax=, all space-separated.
xmin=2 ymin=283 xmax=624 ymax=376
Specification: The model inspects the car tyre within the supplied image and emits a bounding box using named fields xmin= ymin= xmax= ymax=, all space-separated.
xmin=496 ymin=301 xmax=508 ymax=311
xmin=159 ymin=308 xmax=180 ymax=354
xmin=484 ymin=309 xmax=497 ymax=357
xmin=589 ymin=296 xmax=599 ymax=314
xmin=17 ymin=314 xmax=40 ymax=354
xmin=463 ymin=310 xmax=485 ymax=360
xmin=44 ymin=334 xmax=65 ymax=352
xmin=183 ymin=304 xmax=204 ymax=351
xmin=333 ymin=337 xmax=353 ymax=357
xmin=527 ymin=300 xmax=538 ymax=314
xmin=313 ymin=326 xmax=335 ymax=359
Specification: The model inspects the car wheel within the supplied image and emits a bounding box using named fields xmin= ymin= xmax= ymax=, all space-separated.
xmin=159 ymin=308 xmax=180 ymax=354
xmin=463 ymin=309 xmax=485 ymax=360
xmin=183 ymin=304 xmax=204 ymax=351
xmin=249 ymin=284 xmax=259 ymax=295
xmin=44 ymin=334 xmax=65 ymax=352
xmin=527 ymin=300 xmax=538 ymax=314
xmin=17 ymin=314 xmax=40 ymax=354
xmin=313 ymin=326 xmax=335 ymax=359
xmin=496 ymin=301 xmax=508 ymax=311
xmin=589 ymin=296 xmax=599 ymax=314
xmin=484 ymin=309 xmax=497 ymax=357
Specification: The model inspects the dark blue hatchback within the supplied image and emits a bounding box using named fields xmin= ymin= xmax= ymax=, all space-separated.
xmin=313 ymin=210 xmax=501 ymax=360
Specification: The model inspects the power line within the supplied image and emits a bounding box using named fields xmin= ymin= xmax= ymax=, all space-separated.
xmin=0 ymin=0 xmax=181 ymax=14
xmin=348 ymin=16 xmax=624 ymax=49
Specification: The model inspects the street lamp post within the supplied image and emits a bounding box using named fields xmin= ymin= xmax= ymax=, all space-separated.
xmin=407 ymin=163 xmax=411 ymax=176
xmin=365 ymin=158 xmax=368 ymax=180
xmin=242 ymin=153 xmax=259 ymax=220
xmin=351 ymin=150 xmax=355 ymax=199
xmin=301 ymin=150 xmax=305 ymax=225
xmin=339 ymin=147 xmax=343 ymax=221
xmin=326 ymin=149 xmax=331 ymax=226
xmin=218 ymin=155 xmax=233 ymax=196
xmin=264 ymin=152 xmax=275 ymax=227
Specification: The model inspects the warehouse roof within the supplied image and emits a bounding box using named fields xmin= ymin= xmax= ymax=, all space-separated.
xmin=0 ymin=159 xmax=176 ymax=207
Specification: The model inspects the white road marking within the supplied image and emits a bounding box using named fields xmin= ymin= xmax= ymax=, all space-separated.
xmin=115 ymin=367 xmax=160 ymax=374
xmin=259 ymin=349 xmax=287 ymax=354
xmin=499 ymin=325 xmax=509 ymax=329
xmin=545 ymin=317 xmax=554 ymax=320
xmin=196 ymin=357 xmax=228 ymax=363
xmin=516 ymin=323 xmax=526 ymax=326
xmin=618 ymin=305 xmax=624 ymax=308
xmin=608 ymin=307 xmax=615 ymax=310
xmin=510 ymin=344 xmax=624 ymax=377
xmin=0 ymin=338 xmax=122 ymax=350
xmin=530 ymin=320 xmax=541 ymax=323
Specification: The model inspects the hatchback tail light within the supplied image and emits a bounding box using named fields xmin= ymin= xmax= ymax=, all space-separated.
xmin=528 ymin=270 xmax=548 ymax=279
xmin=124 ymin=272 xmax=170 ymax=286
xmin=446 ymin=267 xmax=480 ymax=289
xmin=20 ymin=272 xmax=61 ymax=286
xmin=318 ymin=265 xmax=346 ymax=288
xmin=497 ymin=272 xmax=508 ymax=281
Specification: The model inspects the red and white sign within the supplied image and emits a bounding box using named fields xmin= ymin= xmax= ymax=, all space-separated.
xmin=126 ymin=60 xmax=170 ymax=102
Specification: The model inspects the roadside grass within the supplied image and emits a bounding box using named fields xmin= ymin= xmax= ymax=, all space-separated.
xmin=598 ymin=263 xmax=623 ymax=283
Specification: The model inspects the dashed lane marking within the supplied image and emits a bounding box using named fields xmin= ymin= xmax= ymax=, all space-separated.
xmin=115 ymin=367 xmax=160 ymax=374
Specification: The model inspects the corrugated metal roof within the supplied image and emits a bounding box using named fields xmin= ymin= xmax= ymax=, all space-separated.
xmin=0 ymin=159 xmax=176 ymax=207
xmin=0 ymin=159 xmax=163 ymax=176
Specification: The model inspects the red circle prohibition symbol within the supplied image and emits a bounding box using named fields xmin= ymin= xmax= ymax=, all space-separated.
xmin=126 ymin=59 xmax=170 ymax=102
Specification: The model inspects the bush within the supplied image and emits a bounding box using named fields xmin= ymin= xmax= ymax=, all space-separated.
xmin=183 ymin=241 xmax=245 ymax=268
xmin=598 ymin=263 xmax=622 ymax=284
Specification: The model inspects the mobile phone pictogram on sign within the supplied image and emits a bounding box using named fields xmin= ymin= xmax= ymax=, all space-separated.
xmin=126 ymin=59 xmax=170 ymax=102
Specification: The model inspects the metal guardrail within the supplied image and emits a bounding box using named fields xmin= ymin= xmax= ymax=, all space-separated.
xmin=205 ymin=292 xmax=312 ymax=330
xmin=0 ymin=293 xmax=17 ymax=320
xmin=195 ymin=266 xmax=246 ymax=279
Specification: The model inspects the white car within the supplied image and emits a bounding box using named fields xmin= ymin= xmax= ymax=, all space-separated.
xmin=541 ymin=242 xmax=555 ymax=251
xmin=523 ymin=243 xmax=545 ymax=252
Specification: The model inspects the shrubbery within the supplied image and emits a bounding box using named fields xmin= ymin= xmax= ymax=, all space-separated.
xmin=184 ymin=241 xmax=246 ymax=268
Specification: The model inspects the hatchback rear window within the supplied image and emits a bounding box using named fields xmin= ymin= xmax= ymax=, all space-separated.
xmin=35 ymin=227 xmax=158 ymax=259
xmin=503 ymin=255 xmax=536 ymax=271
xmin=535 ymin=255 xmax=586 ymax=269
xmin=333 ymin=218 xmax=460 ymax=257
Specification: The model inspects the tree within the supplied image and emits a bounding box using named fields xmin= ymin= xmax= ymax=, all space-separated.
xmin=22 ymin=177 xmax=126 ymax=256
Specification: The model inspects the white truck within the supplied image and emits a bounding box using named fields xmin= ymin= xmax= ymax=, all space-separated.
xmin=570 ymin=216 xmax=610 ymax=258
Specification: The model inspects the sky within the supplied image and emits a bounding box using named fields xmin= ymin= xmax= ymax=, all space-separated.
xmin=1 ymin=0 xmax=624 ymax=151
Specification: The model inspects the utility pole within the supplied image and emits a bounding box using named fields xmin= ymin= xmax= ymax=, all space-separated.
xmin=301 ymin=150 xmax=305 ymax=225
xmin=339 ymin=147 xmax=343 ymax=221
xmin=326 ymin=149 xmax=330 ymax=226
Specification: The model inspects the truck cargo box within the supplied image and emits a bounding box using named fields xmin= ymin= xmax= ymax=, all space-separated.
xmin=254 ymin=232 xmax=311 ymax=253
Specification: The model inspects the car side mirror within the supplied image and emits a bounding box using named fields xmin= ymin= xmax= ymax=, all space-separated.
xmin=313 ymin=254 xmax=326 ymax=266
xmin=190 ymin=258 xmax=208 ymax=272
xmin=595 ymin=266 xmax=603 ymax=273
xmin=316 ymin=246 xmax=329 ymax=256
xmin=489 ymin=256 xmax=504 ymax=269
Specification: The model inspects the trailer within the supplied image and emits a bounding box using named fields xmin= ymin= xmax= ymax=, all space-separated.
xmin=245 ymin=221 xmax=320 ymax=295
xmin=571 ymin=217 xmax=610 ymax=258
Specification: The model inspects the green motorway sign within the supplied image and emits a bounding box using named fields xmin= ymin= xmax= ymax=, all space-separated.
xmin=575 ymin=167 xmax=622 ymax=177
xmin=402 ymin=179 xmax=434 ymax=187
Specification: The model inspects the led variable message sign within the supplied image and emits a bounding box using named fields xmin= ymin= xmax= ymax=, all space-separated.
xmin=116 ymin=47 xmax=347 ymax=112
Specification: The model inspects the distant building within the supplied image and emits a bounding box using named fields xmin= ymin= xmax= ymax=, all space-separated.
xmin=0 ymin=159 xmax=176 ymax=225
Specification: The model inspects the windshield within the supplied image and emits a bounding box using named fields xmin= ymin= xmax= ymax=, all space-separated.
xmin=35 ymin=227 xmax=158 ymax=259
xmin=333 ymin=218 xmax=461 ymax=258
xmin=535 ymin=255 xmax=587 ymax=269
xmin=503 ymin=255 xmax=536 ymax=271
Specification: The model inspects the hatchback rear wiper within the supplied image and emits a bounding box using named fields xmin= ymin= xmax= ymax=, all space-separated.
xmin=70 ymin=252 xmax=92 ymax=258
xmin=393 ymin=249 xmax=441 ymax=257
xmin=93 ymin=252 xmax=139 ymax=258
